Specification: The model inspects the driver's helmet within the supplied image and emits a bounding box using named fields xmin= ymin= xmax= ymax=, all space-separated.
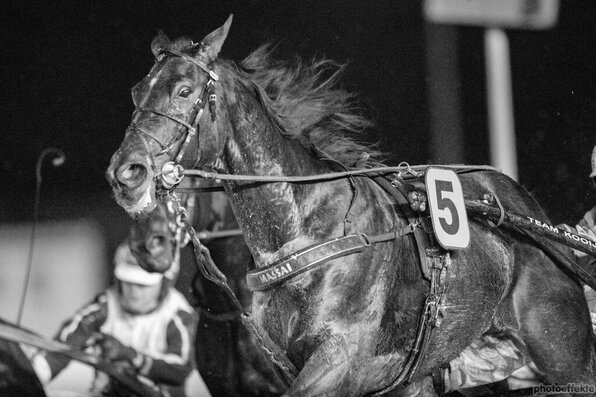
xmin=113 ymin=243 xmax=163 ymax=286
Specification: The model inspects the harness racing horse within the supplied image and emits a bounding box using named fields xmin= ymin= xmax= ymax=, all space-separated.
xmin=107 ymin=16 xmax=596 ymax=396
xmin=127 ymin=181 xmax=286 ymax=396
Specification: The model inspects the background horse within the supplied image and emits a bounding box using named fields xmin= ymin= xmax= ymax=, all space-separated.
xmin=128 ymin=181 xmax=286 ymax=396
xmin=108 ymin=16 xmax=595 ymax=396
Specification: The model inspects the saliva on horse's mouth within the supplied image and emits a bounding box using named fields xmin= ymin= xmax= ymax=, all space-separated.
xmin=118 ymin=183 xmax=158 ymax=216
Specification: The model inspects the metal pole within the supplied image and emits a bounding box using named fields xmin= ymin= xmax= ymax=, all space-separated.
xmin=18 ymin=148 xmax=65 ymax=326
xmin=425 ymin=23 xmax=465 ymax=165
xmin=485 ymin=28 xmax=518 ymax=180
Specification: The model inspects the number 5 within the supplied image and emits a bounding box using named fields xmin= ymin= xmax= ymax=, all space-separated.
xmin=435 ymin=180 xmax=460 ymax=235
xmin=426 ymin=168 xmax=470 ymax=249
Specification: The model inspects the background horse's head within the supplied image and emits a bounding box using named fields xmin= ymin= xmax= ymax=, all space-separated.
xmin=107 ymin=15 xmax=233 ymax=215
xmin=126 ymin=176 xmax=201 ymax=274
xmin=127 ymin=200 xmax=179 ymax=273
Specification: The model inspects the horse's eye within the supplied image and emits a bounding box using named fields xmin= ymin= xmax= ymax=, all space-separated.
xmin=178 ymin=87 xmax=192 ymax=98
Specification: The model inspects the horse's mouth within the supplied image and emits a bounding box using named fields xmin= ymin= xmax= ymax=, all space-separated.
xmin=113 ymin=182 xmax=158 ymax=216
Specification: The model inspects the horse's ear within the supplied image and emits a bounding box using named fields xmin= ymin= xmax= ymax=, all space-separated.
xmin=151 ymin=30 xmax=170 ymax=57
xmin=199 ymin=14 xmax=233 ymax=62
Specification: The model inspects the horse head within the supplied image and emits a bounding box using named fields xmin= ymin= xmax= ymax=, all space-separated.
xmin=107 ymin=15 xmax=233 ymax=215
xmin=127 ymin=200 xmax=179 ymax=273
xmin=126 ymin=177 xmax=227 ymax=275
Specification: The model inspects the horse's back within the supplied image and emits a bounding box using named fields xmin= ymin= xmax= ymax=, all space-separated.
xmin=459 ymin=170 xmax=548 ymax=219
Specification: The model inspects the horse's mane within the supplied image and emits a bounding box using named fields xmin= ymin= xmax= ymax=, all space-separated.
xmin=237 ymin=45 xmax=385 ymax=168
xmin=166 ymin=37 xmax=385 ymax=168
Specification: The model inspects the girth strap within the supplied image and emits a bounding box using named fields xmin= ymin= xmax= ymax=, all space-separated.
xmin=367 ymin=174 xmax=449 ymax=395
xmin=371 ymin=175 xmax=434 ymax=280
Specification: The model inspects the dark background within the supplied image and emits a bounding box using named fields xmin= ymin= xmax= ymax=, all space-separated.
xmin=1 ymin=0 xmax=595 ymax=257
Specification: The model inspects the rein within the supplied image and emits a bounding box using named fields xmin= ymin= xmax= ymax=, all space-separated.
xmin=159 ymin=161 xmax=500 ymax=187
xmin=0 ymin=322 xmax=161 ymax=397
xmin=167 ymin=193 xmax=300 ymax=383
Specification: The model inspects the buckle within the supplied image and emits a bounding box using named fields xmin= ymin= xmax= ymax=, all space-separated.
xmin=160 ymin=161 xmax=185 ymax=189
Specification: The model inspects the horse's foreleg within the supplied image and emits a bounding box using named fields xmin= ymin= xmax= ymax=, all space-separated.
xmin=282 ymin=335 xmax=439 ymax=397
xmin=282 ymin=335 xmax=353 ymax=397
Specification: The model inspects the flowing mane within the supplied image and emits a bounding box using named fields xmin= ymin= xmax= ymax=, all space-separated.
xmin=159 ymin=37 xmax=383 ymax=168
xmin=232 ymin=45 xmax=383 ymax=168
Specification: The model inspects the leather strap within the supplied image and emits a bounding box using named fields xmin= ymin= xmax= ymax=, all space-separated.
xmin=371 ymin=175 xmax=434 ymax=279
xmin=247 ymin=234 xmax=370 ymax=291
xmin=246 ymin=221 xmax=421 ymax=292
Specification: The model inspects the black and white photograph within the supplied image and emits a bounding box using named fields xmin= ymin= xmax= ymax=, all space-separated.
xmin=1 ymin=1 xmax=596 ymax=396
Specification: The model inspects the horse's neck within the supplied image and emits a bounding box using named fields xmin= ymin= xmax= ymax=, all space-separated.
xmin=221 ymin=88 xmax=345 ymax=266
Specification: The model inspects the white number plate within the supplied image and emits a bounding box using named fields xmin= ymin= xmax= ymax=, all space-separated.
xmin=425 ymin=167 xmax=470 ymax=249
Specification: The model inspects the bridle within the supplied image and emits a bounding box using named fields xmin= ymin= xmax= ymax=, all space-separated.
xmin=125 ymin=48 xmax=220 ymax=189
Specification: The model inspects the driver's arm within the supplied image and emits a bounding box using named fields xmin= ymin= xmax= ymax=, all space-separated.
xmin=136 ymin=308 xmax=198 ymax=385
xmin=38 ymin=293 xmax=108 ymax=381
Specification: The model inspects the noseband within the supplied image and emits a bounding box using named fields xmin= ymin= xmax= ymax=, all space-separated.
xmin=126 ymin=49 xmax=219 ymax=188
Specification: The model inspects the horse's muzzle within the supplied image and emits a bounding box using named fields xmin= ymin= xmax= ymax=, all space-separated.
xmin=107 ymin=150 xmax=156 ymax=214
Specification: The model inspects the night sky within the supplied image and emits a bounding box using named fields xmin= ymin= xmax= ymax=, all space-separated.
xmin=1 ymin=0 xmax=596 ymax=241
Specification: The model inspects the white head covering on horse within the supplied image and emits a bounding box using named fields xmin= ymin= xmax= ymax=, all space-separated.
xmin=113 ymin=243 xmax=163 ymax=286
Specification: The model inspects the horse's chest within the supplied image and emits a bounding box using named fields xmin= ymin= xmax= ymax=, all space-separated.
xmin=252 ymin=289 xmax=305 ymax=343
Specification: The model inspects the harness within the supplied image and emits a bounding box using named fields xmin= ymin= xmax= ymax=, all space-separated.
xmin=128 ymin=49 xmax=596 ymax=394
xmin=126 ymin=48 xmax=219 ymax=188
xmin=166 ymin=165 xmax=453 ymax=394
xmin=127 ymin=47 xmax=484 ymax=393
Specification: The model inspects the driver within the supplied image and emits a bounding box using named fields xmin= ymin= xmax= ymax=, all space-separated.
xmin=29 ymin=242 xmax=201 ymax=397
xmin=560 ymin=143 xmax=596 ymax=330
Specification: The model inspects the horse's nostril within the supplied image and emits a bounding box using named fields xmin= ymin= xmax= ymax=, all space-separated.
xmin=116 ymin=162 xmax=148 ymax=189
